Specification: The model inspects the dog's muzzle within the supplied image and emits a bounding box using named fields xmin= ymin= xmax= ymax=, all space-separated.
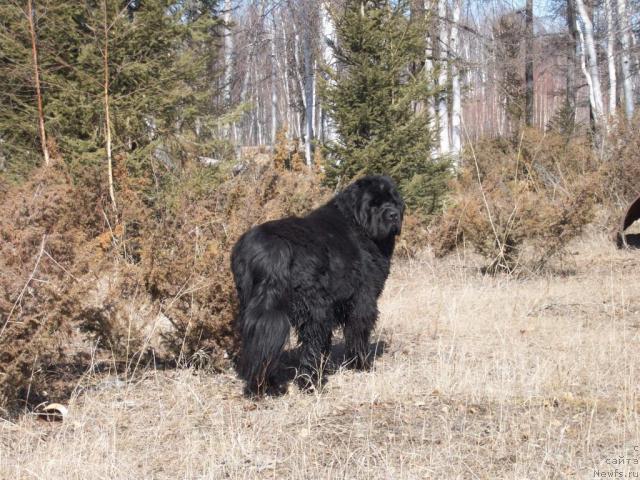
xmin=384 ymin=208 xmax=402 ymax=234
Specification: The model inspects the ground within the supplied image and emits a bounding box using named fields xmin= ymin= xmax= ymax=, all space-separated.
xmin=1 ymin=233 xmax=640 ymax=479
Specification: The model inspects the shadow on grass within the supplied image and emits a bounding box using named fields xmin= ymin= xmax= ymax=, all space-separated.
xmin=266 ymin=339 xmax=388 ymax=395
xmin=15 ymin=340 xmax=387 ymax=414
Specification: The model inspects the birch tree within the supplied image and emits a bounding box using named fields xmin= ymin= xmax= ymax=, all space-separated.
xmin=302 ymin=2 xmax=315 ymax=165
xmin=278 ymin=10 xmax=293 ymax=138
xmin=223 ymin=0 xmax=233 ymax=106
xmin=574 ymin=0 xmax=606 ymax=130
xmin=320 ymin=1 xmax=337 ymax=143
xmin=291 ymin=19 xmax=306 ymax=140
xmin=604 ymin=0 xmax=617 ymax=117
xmin=525 ymin=0 xmax=534 ymax=126
xmin=436 ymin=0 xmax=450 ymax=155
xmin=616 ymin=0 xmax=634 ymax=120
xmin=270 ymin=11 xmax=278 ymax=145
xmin=450 ymin=0 xmax=462 ymax=159
xmin=566 ymin=0 xmax=579 ymax=125
xmin=423 ymin=1 xmax=437 ymax=141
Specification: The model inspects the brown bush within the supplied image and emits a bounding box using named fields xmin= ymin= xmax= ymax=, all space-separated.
xmin=141 ymin=164 xmax=331 ymax=368
xmin=430 ymin=129 xmax=599 ymax=273
xmin=0 ymin=162 xmax=92 ymax=415
xmin=396 ymin=212 xmax=430 ymax=258
xmin=597 ymin=119 xmax=640 ymax=233
xmin=0 ymin=154 xmax=332 ymax=415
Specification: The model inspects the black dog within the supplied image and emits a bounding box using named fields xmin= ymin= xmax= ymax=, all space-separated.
xmin=231 ymin=175 xmax=404 ymax=395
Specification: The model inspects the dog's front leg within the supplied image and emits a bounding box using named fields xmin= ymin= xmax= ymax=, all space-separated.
xmin=344 ymin=297 xmax=377 ymax=370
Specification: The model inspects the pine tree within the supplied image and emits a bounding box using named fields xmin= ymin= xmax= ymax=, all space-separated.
xmin=0 ymin=0 xmax=227 ymax=184
xmin=321 ymin=0 xmax=450 ymax=215
xmin=0 ymin=1 xmax=43 ymax=179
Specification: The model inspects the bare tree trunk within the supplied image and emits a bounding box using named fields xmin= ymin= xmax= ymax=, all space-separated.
xmin=436 ymin=0 xmax=450 ymax=156
xmin=617 ymin=0 xmax=635 ymax=120
xmin=320 ymin=1 xmax=337 ymax=143
xmin=256 ymin=80 xmax=263 ymax=145
xmin=280 ymin=13 xmax=292 ymax=137
xmin=292 ymin=22 xmax=307 ymax=141
xmin=450 ymin=0 xmax=462 ymax=161
xmin=270 ymin=13 xmax=278 ymax=145
xmin=426 ymin=58 xmax=437 ymax=132
xmin=303 ymin=13 xmax=314 ymax=166
xmin=239 ymin=38 xmax=253 ymax=145
xmin=223 ymin=0 xmax=235 ymax=141
xmin=417 ymin=0 xmax=437 ymax=153
xmin=239 ymin=63 xmax=250 ymax=144
xmin=102 ymin=0 xmax=116 ymax=212
xmin=605 ymin=0 xmax=617 ymax=117
xmin=480 ymin=46 xmax=487 ymax=137
xmin=26 ymin=0 xmax=50 ymax=166
xmin=223 ymin=0 xmax=233 ymax=105
xmin=575 ymin=0 xmax=606 ymax=130
xmin=577 ymin=21 xmax=596 ymax=123
xmin=291 ymin=25 xmax=305 ymax=140
xmin=425 ymin=21 xmax=436 ymax=143
xmin=566 ymin=0 xmax=578 ymax=123
xmin=525 ymin=0 xmax=534 ymax=126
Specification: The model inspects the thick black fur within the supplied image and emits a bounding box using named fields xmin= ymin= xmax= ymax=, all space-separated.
xmin=231 ymin=175 xmax=404 ymax=395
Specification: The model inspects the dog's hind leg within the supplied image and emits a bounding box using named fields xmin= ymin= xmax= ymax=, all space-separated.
xmin=295 ymin=312 xmax=332 ymax=392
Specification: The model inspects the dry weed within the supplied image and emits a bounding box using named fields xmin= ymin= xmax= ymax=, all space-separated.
xmin=0 ymin=157 xmax=331 ymax=415
xmin=431 ymin=129 xmax=599 ymax=273
xmin=1 ymin=233 xmax=638 ymax=478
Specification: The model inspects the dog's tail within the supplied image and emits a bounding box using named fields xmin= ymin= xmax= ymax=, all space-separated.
xmin=232 ymin=234 xmax=292 ymax=395
xmin=236 ymin=284 xmax=291 ymax=394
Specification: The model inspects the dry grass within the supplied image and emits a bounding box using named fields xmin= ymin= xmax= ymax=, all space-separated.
xmin=1 ymin=232 xmax=640 ymax=479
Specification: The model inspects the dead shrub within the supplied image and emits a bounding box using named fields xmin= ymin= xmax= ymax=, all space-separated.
xmin=430 ymin=129 xmax=599 ymax=273
xmin=273 ymin=128 xmax=305 ymax=172
xmin=597 ymin=119 xmax=640 ymax=232
xmin=602 ymin=120 xmax=640 ymax=204
xmin=143 ymin=164 xmax=331 ymax=366
xmin=0 ymin=163 xmax=91 ymax=415
xmin=396 ymin=212 xmax=430 ymax=258
xmin=0 ymin=153 xmax=333 ymax=414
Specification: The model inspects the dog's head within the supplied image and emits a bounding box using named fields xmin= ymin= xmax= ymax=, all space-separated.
xmin=336 ymin=175 xmax=405 ymax=243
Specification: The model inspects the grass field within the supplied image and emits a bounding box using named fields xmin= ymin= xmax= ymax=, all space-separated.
xmin=1 ymin=232 xmax=639 ymax=479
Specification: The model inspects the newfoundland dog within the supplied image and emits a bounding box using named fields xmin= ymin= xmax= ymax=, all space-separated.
xmin=231 ymin=175 xmax=404 ymax=395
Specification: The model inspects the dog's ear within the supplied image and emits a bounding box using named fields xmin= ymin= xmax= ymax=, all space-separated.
xmin=337 ymin=179 xmax=370 ymax=229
